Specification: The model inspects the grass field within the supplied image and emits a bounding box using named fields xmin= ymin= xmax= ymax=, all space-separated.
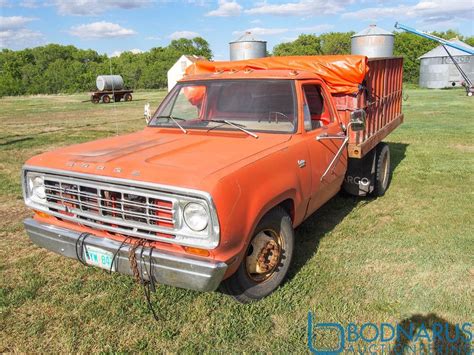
xmin=0 ymin=89 xmax=473 ymax=352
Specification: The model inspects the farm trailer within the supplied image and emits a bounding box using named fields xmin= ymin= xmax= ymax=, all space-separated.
xmin=90 ymin=75 xmax=133 ymax=103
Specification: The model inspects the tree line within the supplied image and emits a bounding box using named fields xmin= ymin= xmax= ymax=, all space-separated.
xmin=1 ymin=31 xmax=472 ymax=96
xmin=0 ymin=38 xmax=212 ymax=97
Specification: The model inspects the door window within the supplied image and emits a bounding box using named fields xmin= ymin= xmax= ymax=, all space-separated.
xmin=302 ymin=85 xmax=334 ymax=131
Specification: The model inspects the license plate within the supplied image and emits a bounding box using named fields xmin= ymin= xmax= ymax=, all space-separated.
xmin=84 ymin=245 xmax=115 ymax=271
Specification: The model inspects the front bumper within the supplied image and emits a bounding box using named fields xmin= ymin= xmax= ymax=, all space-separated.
xmin=24 ymin=218 xmax=227 ymax=292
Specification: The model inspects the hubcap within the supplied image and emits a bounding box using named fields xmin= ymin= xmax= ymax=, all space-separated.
xmin=245 ymin=229 xmax=282 ymax=283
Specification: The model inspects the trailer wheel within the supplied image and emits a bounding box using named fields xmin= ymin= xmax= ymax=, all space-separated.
xmin=124 ymin=93 xmax=132 ymax=102
xmin=220 ymin=207 xmax=294 ymax=303
xmin=372 ymin=142 xmax=391 ymax=197
xmin=102 ymin=95 xmax=111 ymax=104
xmin=91 ymin=95 xmax=99 ymax=104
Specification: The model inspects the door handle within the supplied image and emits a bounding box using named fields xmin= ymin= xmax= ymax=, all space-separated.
xmin=316 ymin=132 xmax=345 ymax=141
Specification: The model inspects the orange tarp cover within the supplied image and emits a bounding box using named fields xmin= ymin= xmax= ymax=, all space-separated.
xmin=185 ymin=55 xmax=369 ymax=94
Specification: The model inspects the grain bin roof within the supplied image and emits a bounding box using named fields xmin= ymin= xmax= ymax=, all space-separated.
xmin=230 ymin=31 xmax=266 ymax=43
xmin=352 ymin=24 xmax=393 ymax=38
xmin=419 ymin=39 xmax=474 ymax=59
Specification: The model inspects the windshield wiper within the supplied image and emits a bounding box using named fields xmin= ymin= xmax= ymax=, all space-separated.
xmin=202 ymin=119 xmax=258 ymax=139
xmin=154 ymin=115 xmax=187 ymax=134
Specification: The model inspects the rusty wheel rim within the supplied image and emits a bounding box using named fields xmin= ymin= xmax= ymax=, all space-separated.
xmin=245 ymin=228 xmax=283 ymax=283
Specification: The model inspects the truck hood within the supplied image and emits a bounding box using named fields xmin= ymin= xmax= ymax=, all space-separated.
xmin=26 ymin=128 xmax=291 ymax=190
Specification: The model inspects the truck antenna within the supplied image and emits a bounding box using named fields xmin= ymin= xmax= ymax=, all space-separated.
xmin=109 ymin=57 xmax=119 ymax=136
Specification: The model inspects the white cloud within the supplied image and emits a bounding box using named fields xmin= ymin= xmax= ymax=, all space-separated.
xmin=53 ymin=0 xmax=150 ymax=16
xmin=206 ymin=0 xmax=242 ymax=17
xmin=0 ymin=16 xmax=36 ymax=30
xmin=0 ymin=29 xmax=45 ymax=49
xmin=0 ymin=0 xmax=11 ymax=7
xmin=20 ymin=0 xmax=40 ymax=8
xmin=250 ymin=19 xmax=262 ymax=24
xmin=185 ymin=0 xmax=211 ymax=5
xmin=295 ymin=24 xmax=334 ymax=33
xmin=245 ymin=0 xmax=352 ymax=16
xmin=168 ymin=30 xmax=200 ymax=40
xmin=232 ymin=27 xmax=289 ymax=37
xmin=69 ymin=22 xmax=137 ymax=39
xmin=343 ymin=0 xmax=473 ymax=24
xmin=110 ymin=48 xmax=143 ymax=57
xmin=0 ymin=16 xmax=44 ymax=49
xmin=232 ymin=24 xmax=334 ymax=38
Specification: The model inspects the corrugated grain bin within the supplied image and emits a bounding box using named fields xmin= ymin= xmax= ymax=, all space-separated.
xmin=351 ymin=25 xmax=394 ymax=58
xmin=229 ymin=32 xmax=266 ymax=61
xmin=96 ymin=75 xmax=124 ymax=91
xmin=418 ymin=39 xmax=474 ymax=88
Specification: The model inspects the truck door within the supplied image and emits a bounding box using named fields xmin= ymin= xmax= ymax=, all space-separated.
xmin=300 ymin=82 xmax=347 ymax=216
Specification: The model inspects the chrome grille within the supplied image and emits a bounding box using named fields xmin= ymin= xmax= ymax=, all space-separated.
xmin=42 ymin=174 xmax=178 ymax=241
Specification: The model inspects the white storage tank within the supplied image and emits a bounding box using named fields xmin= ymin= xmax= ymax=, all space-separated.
xmin=229 ymin=32 xmax=267 ymax=61
xmin=351 ymin=25 xmax=394 ymax=58
xmin=96 ymin=75 xmax=124 ymax=91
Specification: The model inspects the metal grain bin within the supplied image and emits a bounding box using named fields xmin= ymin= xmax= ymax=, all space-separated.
xmin=351 ymin=25 xmax=394 ymax=58
xmin=96 ymin=75 xmax=124 ymax=91
xmin=230 ymin=32 xmax=266 ymax=61
xmin=419 ymin=39 xmax=474 ymax=88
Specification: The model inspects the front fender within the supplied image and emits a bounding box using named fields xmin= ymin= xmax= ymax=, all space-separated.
xmin=210 ymin=144 xmax=310 ymax=277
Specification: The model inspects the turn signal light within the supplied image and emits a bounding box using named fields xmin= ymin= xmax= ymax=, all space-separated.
xmin=34 ymin=210 xmax=51 ymax=219
xmin=184 ymin=246 xmax=210 ymax=257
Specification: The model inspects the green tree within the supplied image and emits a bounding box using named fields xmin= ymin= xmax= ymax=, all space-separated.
xmin=168 ymin=37 xmax=213 ymax=59
xmin=319 ymin=32 xmax=354 ymax=55
xmin=0 ymin=36 xmax=213 ymax=96
xmin=273 ymin=34 xmax=322 ymax=56
xmin=465 ymin=37 xmax=474 ymax=47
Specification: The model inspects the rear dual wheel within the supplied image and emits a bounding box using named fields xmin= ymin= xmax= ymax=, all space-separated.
xmin=373 ymin=142 xmax=391 ymax=197
xmin=342 ymin=141 xmax=391 ymax=197
xmin=221 ymin=207 xmax=294 ymax=303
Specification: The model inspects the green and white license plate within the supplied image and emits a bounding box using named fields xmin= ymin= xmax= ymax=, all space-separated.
xmin=84 ymin=245 xmax=115 ymax=271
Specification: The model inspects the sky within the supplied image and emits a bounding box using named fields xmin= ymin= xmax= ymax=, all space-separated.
xmin=1 ymin=0 xmax=473 ymax=59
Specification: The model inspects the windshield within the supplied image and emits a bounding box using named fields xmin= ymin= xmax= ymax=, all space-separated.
xmin=150 ymin=80 xmax=297 ymax=133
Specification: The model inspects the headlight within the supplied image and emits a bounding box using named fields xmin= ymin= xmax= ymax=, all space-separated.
xmin=183 ymin=203 xmax=209 ymax=231
xmin=27 ymin=174 xmax=46 ymax=203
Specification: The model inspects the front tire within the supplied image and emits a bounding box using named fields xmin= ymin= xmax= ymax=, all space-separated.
xmin=220 ymin=207 xmax=294 ymax=303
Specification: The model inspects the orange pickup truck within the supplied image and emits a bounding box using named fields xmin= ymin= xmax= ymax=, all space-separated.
xmin=22 ymin=55 xmax=403 ymax=303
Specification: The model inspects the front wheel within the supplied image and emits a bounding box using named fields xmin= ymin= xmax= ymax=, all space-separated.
xmin=220 ymin=207 xmax=294 ymax=303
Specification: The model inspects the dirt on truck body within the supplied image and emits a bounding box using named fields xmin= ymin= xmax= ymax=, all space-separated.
xmin=22 ymin=55 xmax=403 ymax=303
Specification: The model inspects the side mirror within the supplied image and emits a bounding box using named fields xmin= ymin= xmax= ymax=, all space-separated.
xmin=350 ymin=109 xmax=366 ymax=131
xmin=144 ymin=103 xmax=151 ymax=124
